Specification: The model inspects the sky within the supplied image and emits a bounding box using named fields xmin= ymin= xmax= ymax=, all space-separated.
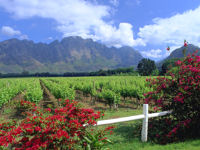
xmin=0 ymin=0 xmax=200 ymax=61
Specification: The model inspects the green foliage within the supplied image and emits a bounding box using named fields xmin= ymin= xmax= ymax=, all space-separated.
xmin=94 ymin=67 xmax=136 ymax=76
xmin=137 ymin=58 xmax=156 ymax=76
xmin=102 ymin=89 xmax=120 ymax=109
xmin=0 ymin=76 xmax=153 ymax=111
xmin=161 ymin=58 xmax=181 ymax=75
xmin=151 ymin=69 xmax=159 ymax=76
xmin=166 ymin=66 xmax=179 ymax=75
xmin=81 ymin=128 xmax=112 ymax=150
xmin=0 ymin=79 xmax=43 ymax=107
xmin=42 ymin=79 xmax=75 ymax=100
xmin=24 ymin=79 xmax=43 ymax=103
xmin=0 ymin=79 xmax=27 ymax=107
xmin=46 ymin=76 xmax=152 ymax=110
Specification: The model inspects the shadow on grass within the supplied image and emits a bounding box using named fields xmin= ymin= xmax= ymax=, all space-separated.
xmin=111 ymin=121 xmax=142 ymax=143
xmin=106 ymin=120 xmax=200 ymax=150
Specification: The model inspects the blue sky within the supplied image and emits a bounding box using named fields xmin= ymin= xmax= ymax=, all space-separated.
xmin=0 ymin=0 xmax=200 ymax=61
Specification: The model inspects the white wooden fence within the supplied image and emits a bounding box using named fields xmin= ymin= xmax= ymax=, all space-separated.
xmin=96 ymin=104 xmax=172 ymax=142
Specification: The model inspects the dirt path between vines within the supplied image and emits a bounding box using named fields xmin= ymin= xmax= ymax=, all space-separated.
xmin=39 ymin=80 xmax=59 ymax=109
xmin=12 ymin=91 xmax=25 ymax=101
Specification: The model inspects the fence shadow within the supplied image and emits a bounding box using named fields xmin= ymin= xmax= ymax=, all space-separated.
xmin=112 ymin=121 xmax=142 ymax=142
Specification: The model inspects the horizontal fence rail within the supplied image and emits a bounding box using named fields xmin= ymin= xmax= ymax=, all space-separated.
xmin=97 ymin=114 xmax=145 ymax=126
xmin=95 ymin=104 xmax=172 ymax=142
xmin=97 ymin=110 xmax=172 ymax=126
xmin=148 ymin=110 xmax=172 ymax=118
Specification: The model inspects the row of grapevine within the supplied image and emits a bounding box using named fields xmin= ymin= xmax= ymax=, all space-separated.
xmin=0 ymin=79 xmax=12 ymax=89
xmin=50 ymin=76 xmax=151 ymax=98
xmin=47 ymin=76 xmax=152 ymax=109
xmin=24 ymin=79 xmax=43 ymax=103
xmin=0 ymin=79 xmax=27 ymax=107
xmin=0 ymin=78 xmax=43 ymax=107
xmin=0 ymin=76 xmax=151 ymax=109
xmin=41 ymin=79 xmax=75 ymax=100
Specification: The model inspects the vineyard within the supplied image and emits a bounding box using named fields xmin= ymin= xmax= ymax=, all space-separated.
xmin=0 ymin=76 xmax=153 ymax=149
xmin=0 ymin=78 xmax=43 ymax=108
xmin=0 ymin=74 xmax=200 ymax=149
xmin=0 ymin=76 xmax=151 ymax=110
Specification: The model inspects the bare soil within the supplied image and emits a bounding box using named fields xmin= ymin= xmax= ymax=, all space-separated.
xmin=39 ymin=80 xmax=59 ymax=109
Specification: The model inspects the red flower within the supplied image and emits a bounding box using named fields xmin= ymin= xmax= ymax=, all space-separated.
xmin=0 ymin=99 xmax=111 ymax=149
xmin=166 ymin=46 xmax=170 ymax=51
xmin=46 ymin=108 xmax=51 ymax=113
xmin=35 ymin=126 xmax=41 ymax=132
xmin=105 ymin=126 xmax=115 ymax=131
xmin=175 ymin=60 xmax=182 ymax=65
xmin=184 ymin=40 xmax=188 ymax=47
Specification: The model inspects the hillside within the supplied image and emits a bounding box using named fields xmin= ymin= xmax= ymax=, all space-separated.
xmin=0 ymin=36 xmax=143 ymax=73
xmin=167 ymin=44 xmax=200 ymax=59
xmin=157 ymin=44 xmax=200 ymax=69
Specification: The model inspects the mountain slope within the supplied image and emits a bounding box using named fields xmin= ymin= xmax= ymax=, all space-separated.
xmin=157 ymin=44 xmax=200 ymax=69
xmin=167 ymin=44 xmax=200 ymax=59
xmin=0 ymin=36 xmax=143 ymax=73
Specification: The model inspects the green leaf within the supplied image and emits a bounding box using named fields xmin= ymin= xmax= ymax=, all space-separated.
xmin=83 ymin=136 xmax=92 ymax=144
xmin=86 ymin=144 xmax=91 ymax=150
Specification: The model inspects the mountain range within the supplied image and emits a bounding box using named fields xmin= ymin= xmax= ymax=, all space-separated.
xmin=0 ymin=36 xmax=199 ymax=74
xmin=0 ymin=36 xmax=143 ymax=73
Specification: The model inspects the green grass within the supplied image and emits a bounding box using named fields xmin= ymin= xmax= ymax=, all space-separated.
xmin=97 ymin=108 xmax=200 ymax=150
xmin=101 ymin=108 xmax=143 ymax=120
xmin=1 ymin=108 xmax=12 ymax=115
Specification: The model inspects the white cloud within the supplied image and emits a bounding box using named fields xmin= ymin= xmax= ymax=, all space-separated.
xmin=0 ymin=0 xmax=143 ymax=47
xmin=94 ymin=23 xmax=146 ymax=47
xmin=141 ymin=45 xmax=183 ymax=59
xmin=109 ymin=0 xmax=119 ymax=7
xmin=19 ymin=34 xmax=28 ymax=40
xmin=1 ymin=26 xmax=21 ymax=36
xmin=169 ymin=45 xmax=181 ymax=52
xmin=138 ymin=6 xmax=200 ymax=48
xmin=141 ymin=49 xmax=163 ymax=58
xmin=1 ymin=26 xmax=28 ymax=39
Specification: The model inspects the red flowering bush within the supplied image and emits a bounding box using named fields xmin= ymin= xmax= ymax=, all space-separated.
xmin=145 ymin=51 xmax=200 ymax=144
xmin=16 ymin=100 xmax=36 ymax=111
xmin=0 ymin=100 xmax=113 ymax=149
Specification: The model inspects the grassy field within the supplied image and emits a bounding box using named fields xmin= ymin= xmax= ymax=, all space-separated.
xmin=95 ymin=108 xmax=200 ymax=150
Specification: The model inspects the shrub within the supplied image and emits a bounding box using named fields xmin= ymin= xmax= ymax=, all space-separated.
xmin=0 ymin=100 xmax=113 ymax=149
xmin=145 ymin=51 xmax=200 ymax=144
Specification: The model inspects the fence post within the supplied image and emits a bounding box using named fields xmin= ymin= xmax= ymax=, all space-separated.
xmin=141 ymin=104 xmax=148 ymax=142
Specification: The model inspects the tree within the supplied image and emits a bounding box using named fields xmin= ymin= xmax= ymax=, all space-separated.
xmin=137 ymin=58 xmax=156 ymax=76
xmin=21 ymin=70 xmax=29 ymax=76
xmin=161 ymin=58 xmax=181 ymax=75
xmin=151 ymin=69 xmax=159 ymax=76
